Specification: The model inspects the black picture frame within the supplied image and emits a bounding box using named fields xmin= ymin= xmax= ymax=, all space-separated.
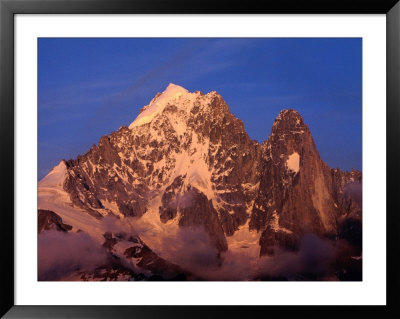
xmin=1 ymin=0 xmax=399 ymax=318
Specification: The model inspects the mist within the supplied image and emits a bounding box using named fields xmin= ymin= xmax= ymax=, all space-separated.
xmin=97 ymin=214 xmax=341 ymax=280
xmin=38 ymin=230 xmax=108 ymax=281
xmin=38 ymin=209 xmax=356 ymax=281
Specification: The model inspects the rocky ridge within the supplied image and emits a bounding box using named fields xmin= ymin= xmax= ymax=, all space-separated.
xmin=38 ymin=83 xmax=362 ymax=280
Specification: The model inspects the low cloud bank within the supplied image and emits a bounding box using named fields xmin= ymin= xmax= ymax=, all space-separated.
xmin=38 ymin=212 xmax=358 ymax=281
xmin=174 ymin=233 xmax=338 ymax=281
xmin=156 ymin=227 xmax=219 ymax=274
xmin=38 ymin=230 xmax=108 ymax=280
xmin=255 ymin=234 xmax=336 ymax=280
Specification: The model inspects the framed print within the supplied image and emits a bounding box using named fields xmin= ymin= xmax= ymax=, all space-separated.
xmin=1 ymin=0 xmax=399 ymax=318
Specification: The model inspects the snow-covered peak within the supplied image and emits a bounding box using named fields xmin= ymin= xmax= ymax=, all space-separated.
xmin=129 ymin=83 xmax=193 ymax=128
xmin=165 ymin=82 xmax=188 ymax=94
xmin=39 ymin=160 xmax=68 ymax=189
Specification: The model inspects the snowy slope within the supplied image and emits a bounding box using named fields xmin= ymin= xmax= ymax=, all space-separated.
xmin=129 ymin=83 xmax=198 ymax=128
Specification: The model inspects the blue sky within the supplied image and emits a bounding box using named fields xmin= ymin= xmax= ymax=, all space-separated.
xmin=38 ymin=38 xmax=362 ymax=180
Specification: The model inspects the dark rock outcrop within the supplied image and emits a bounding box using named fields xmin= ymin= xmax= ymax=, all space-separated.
xmin=38 ymin=209 xmax=72 ymax=233
xmin=124 ymin=239 xmax=195 ymax=280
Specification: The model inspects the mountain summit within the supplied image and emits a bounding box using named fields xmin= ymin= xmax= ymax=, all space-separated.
xmin=129 ymin=83 xmax=191 ymax=127
xmin=38 ymin=84 xmax=362 ymax=281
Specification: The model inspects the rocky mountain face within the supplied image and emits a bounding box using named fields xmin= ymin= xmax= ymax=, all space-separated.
xmin=38 ymin=83 xmax=362 ymax=280
xmin=250 ymin=109 xmax=361 ymax=256
xmin=62 ymin=84 xmax=261 ymax=254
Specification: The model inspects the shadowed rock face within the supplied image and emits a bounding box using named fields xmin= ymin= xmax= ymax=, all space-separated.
xmin=38 ymin=209 xmax=72 ymax=233
xmin=178 ymin=186 xmax=228 ymax=253
xmin=259 ymin=225 xmax=300 ymax=256
xmin=251 ymin=110 xmax=333 ymax=235
xmin=49 ymin=86 xmax=361 ymax=259
xmin=124 ymin=241 xmax=192 ymax=280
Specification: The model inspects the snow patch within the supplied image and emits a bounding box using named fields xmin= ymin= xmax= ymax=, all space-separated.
xmin=132 ymin=196 xmax=181 ymax=259
xmin=226 ymin=220 xmax=261 ymax=262
xmin=286 ymin=152 xmax=300 ymax=174
xmin=100 ymin=199 xmax=123 ymax=218
xmin=271 ymin=210 xmax=293 ymax=234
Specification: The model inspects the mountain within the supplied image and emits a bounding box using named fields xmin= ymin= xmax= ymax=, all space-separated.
xmin=38 ymin=83 xmax=362 ymax=281
xmin=250 ymin=109 xmax=361 ymax=256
